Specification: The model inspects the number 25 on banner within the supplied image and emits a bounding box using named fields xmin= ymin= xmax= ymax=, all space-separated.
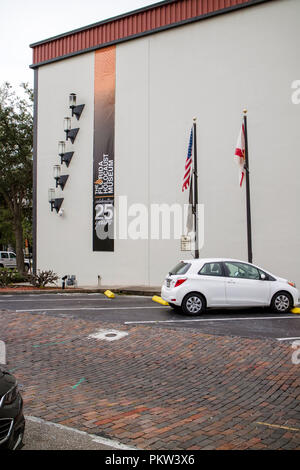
xmin=95 ymin=203 xmax=114 ymax=220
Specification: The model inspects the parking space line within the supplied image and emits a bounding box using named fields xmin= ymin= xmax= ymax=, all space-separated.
xmin=256 ymin=422 xmax=300 ymax=432
xmin=124 ymin=315 xmax=298 ymax=325
xmin=0 ymin=297 xmax=152 ymax=303
xmin=277 ymin=337 xmax=300 ymax=341
xmin=0 ymin=298 xmax=111 ymax=303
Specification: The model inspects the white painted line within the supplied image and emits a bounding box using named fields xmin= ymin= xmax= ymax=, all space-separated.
xmin=116 ymin=295 xmax=151 ymax=299
xmin=0 ymin=296 xmax=151 ymax=302
xmin=277 ymin=337 xmax=300 ymax=341
xmin=124 ymin=315 xmax=298 ymax=325
xmin=0 ymin=298 xmax=111 ymax=303
xmin=16 ymin=306 xmax=166 ymax=312
xmin=26 ymin=416 xmax=138 ymax=450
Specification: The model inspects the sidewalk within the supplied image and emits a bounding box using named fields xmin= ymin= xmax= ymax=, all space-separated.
xmin=23 ymin=416 xmax=135 ymax=450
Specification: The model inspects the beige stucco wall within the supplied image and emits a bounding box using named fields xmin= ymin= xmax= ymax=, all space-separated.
xmin=36 ymin=0 xmax=300 ymax=287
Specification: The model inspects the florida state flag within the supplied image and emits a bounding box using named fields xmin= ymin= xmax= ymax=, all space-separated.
xmin=234 ymin=123 xmax=246 ymax=187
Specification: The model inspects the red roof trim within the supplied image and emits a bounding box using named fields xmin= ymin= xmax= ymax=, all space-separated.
xmin=30 ymin=0 xmax=272 ymax=68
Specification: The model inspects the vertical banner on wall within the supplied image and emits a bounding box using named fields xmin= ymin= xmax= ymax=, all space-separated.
xmin=93 ymin=46 xmax=116 ymax=251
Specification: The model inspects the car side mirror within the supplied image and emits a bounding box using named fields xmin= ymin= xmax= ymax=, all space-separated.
xmin=260 ymin=273 xmax=266 ymax=280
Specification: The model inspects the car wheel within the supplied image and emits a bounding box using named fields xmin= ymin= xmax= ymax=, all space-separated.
xmin=271 ymin=291 xmax=292 ymax=313
xmin=182 ymin=293 xmax=206 ymax=316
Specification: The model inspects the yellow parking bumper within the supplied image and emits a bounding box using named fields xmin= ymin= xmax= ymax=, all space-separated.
xmin=152 ymin=295 xmax=169 ymax=306
xmin=104 ymin=290 xmax=115 ymax=299
xmin=291 ymin=307 xmax=300 ymax=314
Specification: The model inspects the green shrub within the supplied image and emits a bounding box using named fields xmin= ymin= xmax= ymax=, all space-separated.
xmin=27 ymin=270 xmax=59 ymax=288
xmin=0 ymin=268 xmax=22 ymax=287
xmin=11 ymin=272 xmax=28 ymax=283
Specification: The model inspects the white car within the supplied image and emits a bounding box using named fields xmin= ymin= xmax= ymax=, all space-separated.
xmin=0 ymin=252 xmax=31 ymax=273
xmin=161 ymin=258 xmax=299 ymax=315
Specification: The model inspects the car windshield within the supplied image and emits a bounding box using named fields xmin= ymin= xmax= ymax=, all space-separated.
xmin=169 ymin=262 xmax=191 ymax=275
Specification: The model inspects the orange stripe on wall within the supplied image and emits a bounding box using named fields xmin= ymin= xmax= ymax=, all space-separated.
xmin=94 ymin=46 xmax=116 ymax=104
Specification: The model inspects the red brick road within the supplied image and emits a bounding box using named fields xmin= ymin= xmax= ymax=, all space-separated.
xmin=0 ymin=311 xmax=299 ymax=450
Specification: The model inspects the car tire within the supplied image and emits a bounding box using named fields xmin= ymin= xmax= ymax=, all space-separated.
xmin=182 ymin=292 xmax=206 ymax=316
xmin=271 ymin=291 xmax=293 ymax=313
xmin=169 ymin=302 xmax=182 ymax=311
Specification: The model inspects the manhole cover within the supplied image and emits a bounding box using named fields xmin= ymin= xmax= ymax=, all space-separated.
xmin=88 ymin=329 xmax=128 ymax=342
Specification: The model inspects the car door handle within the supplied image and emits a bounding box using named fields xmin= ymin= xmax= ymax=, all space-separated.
xmin=227 ymin=281 xmax=236 ymax=284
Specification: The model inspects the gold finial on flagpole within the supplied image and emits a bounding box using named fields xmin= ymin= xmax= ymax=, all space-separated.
xmin=193 ymin=117 xmax=197 ymax=122
xmin=243 ymin=108 xmax=248 ymax=115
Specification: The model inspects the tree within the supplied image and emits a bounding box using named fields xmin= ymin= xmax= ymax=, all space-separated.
xmin=0 ymin=82 xmax=33 ymax=273
xmin=0 ymin=192 xmax=14 ymax=249
xmin=0 ymin=191 xmax=32 ymax=253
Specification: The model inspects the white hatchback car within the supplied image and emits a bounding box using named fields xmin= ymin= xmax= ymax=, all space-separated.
xmin=161 ymin=258 xmax=299 ymax=315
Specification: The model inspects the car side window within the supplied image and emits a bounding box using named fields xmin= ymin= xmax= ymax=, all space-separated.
xmin=9 ymin=253 xmax=16 ymax=259
xmin=1 ymin=253 xmax=8 ymax=259
xmin=224 ymin=262 xmax=260 ymax=280
xmin=199 ymin=262 xmax=223 ymax=277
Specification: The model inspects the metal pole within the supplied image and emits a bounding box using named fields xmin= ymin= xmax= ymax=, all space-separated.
xmin=193 ymin=118 xmax=199 ymax=258
xmin=243 ymin=110 xmax=253 ymax=264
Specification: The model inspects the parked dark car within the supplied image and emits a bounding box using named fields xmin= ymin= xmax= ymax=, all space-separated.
xmin=0 ymin=369 xmax=25 ymax=450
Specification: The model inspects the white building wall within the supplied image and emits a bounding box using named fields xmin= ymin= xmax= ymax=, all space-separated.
xmin=37 ymin=53 xmax=95 ymax=284
xmin=36 ymin=0 xmax=300 ymax=287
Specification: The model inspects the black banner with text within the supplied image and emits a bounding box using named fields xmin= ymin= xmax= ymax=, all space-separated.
xmin=93 ymin=46 xmax=116 ymax=251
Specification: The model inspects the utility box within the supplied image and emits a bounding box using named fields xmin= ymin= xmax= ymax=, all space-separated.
xmin=66 ymin=275 xmax=77 ymax=287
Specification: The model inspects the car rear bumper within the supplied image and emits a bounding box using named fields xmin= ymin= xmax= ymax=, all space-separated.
xmin=161 ymin=285 xmax=181 ymax=306
xmin=290 ymin=288 xmax=300 ymax=307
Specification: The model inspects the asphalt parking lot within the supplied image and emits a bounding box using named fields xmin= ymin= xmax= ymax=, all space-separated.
xmin=1 ymin=292 xmax=300 ymax=342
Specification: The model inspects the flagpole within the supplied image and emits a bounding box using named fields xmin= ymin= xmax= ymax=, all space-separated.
xmin=243 ymin=109 xmax=253 ymax=264
xmin=193 ymin=117 xmax=199 ymax=258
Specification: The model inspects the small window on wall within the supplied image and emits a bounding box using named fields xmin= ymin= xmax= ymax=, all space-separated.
xmin=224 ymin=262 xmax=260 ymax=280
xmin=199 ymin=263 xmax=223 ymax=277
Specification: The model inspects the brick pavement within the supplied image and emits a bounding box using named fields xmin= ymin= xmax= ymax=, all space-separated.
xmin=0 ymin=310 xmax=299 ymax=450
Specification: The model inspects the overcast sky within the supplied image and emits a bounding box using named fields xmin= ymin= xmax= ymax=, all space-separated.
xmin=0 ymin=0 xmax=159 ymax=91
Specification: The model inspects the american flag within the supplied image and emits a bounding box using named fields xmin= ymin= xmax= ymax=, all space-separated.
xmin=182 ymin=127 xmax=193 ymax=192
xmin=234 ymin=123 xmax=246 ymax=187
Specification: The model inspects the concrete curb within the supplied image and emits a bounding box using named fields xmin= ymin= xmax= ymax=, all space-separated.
xmin=0 ymin=287 xmax=161 ymax=297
